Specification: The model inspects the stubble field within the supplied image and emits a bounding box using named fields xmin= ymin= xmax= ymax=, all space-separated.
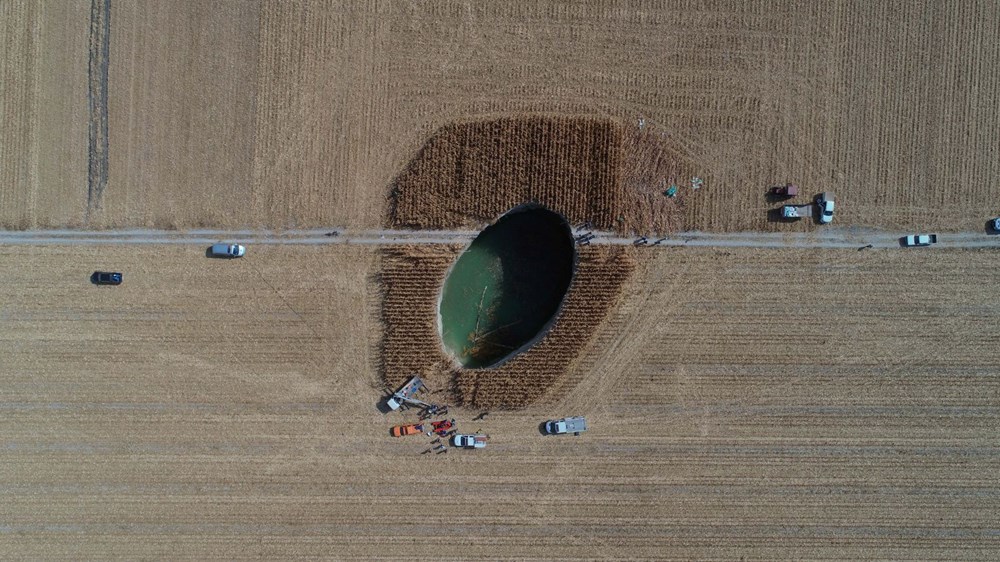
xmin=1 ymin=245 xmax=998 ymax=559
xmin=3 ymin=0 xmax=1000 ymax=559
xmin=4 ymin=1 xmax=1000 ymax=231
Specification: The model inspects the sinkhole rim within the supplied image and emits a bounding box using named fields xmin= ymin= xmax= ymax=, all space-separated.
xmin=437 ymin=204 xmax=578 ymax=370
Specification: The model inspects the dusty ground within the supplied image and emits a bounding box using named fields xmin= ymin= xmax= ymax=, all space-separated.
xmin=1 ymin=244 xmax=998 ymax=559
xmin=5 ymin=1 xmax=1000 ymax=231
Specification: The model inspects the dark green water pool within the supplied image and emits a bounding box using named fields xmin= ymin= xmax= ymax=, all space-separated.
xmin=439 ymin=207 xmax=575 ymax=368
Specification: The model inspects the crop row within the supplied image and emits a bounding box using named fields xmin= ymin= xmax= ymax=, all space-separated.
xmin=388 ymin=116 xmax=626 ymax=232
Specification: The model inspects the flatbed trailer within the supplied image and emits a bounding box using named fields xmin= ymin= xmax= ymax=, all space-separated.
xmin=781 ymin=204 xmax=813 ymax=219
xmin=545 ymin=416 xmax=588 ymax=435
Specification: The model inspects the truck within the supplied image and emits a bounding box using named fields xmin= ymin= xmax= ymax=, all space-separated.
xmin=781 ymin=204 xmax=812 ymax=219
xmin=901 ymin=234 xmax=938 ymax=247
xmin=451 ymin=434 xmax=487 ymax=449
xmin=385 ymin=375 xmax=431 ymax=411
xmin=544 ymin=416 xmax=587 ymax=436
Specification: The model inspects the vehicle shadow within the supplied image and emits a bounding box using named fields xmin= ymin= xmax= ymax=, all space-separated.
xmin=375 ymin=399 xmax=394 ymax=414
xmin=766 ymin=208 xmax=797 ymax=224
xmin=537 ymin=422 xmax=549 ymax=436
xmin=985 ymin=220 xmax=998 ymax=235
xmin=764 ymin=190 xmax=795 ymax=204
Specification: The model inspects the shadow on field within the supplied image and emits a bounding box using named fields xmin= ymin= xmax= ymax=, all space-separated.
xmin=984 ymin=220 xmax=999 ymax=234
xmin=537 ymin=421 xmax=549 ymax=436
xmin=764 ymin=190 xmax=795 ymax=205
xmin=375 ymin=399 xmax=394 ymax=415
xmin=766 ymin=208 xmax=797 ymax=224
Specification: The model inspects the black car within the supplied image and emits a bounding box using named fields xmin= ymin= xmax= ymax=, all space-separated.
xmin=91 ymin=271 xmax=122 ymax=285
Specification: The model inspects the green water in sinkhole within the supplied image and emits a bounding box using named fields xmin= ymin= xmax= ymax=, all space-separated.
xmin=438 ymin=207 xmax=576 ymax=368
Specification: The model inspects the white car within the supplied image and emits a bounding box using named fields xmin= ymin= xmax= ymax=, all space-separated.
xmin=817 ymin=192 xmax=835 ymax=224
xmin=902 ymin=234 xmax=938 ymax=247
xmin=451 ymin=434 xmax=487 ymax=449
xmin=209 ymin=243 xmax=246 ymax=258
xmin=992 ymin=217 xmax=1000 ymax=232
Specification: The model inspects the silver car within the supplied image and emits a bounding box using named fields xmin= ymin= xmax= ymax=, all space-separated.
xmin=209 ymin=243 xmax=246 ymax=258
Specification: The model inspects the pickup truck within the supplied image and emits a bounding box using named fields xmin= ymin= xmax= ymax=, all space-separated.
xmin=544 ymin=416 xmax=587 ymax=436
xmin=901 ymin=234 xmax=938 ymax=247
xmin=451 ymin=434 xmax=487 ymax=449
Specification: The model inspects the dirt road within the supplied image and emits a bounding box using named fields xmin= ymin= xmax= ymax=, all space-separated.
xmin=0 ymin=227 xmax=997 ymax=249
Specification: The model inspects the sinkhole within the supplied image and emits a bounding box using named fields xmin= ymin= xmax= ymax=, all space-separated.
xmin=438 ymin=206 xmax=576 ymax=368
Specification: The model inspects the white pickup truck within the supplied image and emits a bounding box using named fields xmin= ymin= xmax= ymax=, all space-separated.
xmin=544 ymin=416 xmax=587 ymax=436
xmin=451 ymin=434 xmax=487 ymax=449
xmin=901 ymin=234 xmax=938 ymax=247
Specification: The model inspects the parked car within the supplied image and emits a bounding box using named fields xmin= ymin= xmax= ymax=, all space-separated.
xmin=91 ymin=271 xmax=122 ymax=285
xmin=992 ymin=217 xmax=1000 ymax=232
xmin=209 ymin=243 xmax=246 ymax=258
xmin=901 ymin=234 xmax=938 ymax=247
xmin=451 ymin=434 xmax=487 ymax=449
xmin=817 ymin=192 xmax=835 ymax=224
xmin=390 ymin=423 xmax=423 ymax=437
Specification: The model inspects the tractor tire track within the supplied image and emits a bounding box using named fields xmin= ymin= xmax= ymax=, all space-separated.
xmin=86 ymin=0 xmax=110 ymax=219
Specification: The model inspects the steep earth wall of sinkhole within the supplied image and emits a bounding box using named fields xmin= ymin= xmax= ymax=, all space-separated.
xmin=438 ymin=206 xmax=575 ymax=368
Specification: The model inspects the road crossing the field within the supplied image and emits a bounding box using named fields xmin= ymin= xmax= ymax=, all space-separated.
xmin=0 ymin=228 xmax=998 ymax=249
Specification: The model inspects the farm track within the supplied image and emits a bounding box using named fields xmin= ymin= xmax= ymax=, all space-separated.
xmin=85 ymin=0 xmax=110 ymax=218
xmin=0 ymin=227 xmax=997 ymax=249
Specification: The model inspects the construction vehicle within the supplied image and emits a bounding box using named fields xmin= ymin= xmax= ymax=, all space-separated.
xmin=451 ymin=434 xmax=487 ymax=449
xmin=768 ymin=183 xmax=798 ymax=198
xmin=385 ymin=375 xmax=433 ymax=411
xmin=544 ymin=416 xmax=587 ymax=436
xmin=902 ymin=234 xmax=938 ymax=247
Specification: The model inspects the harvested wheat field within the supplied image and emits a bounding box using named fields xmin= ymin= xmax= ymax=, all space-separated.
xmin=4 ymin=0 xmax=1000 ymax=560
xmin=0 ymin=245 xmax=998 ymax=559
xmin=6 ymin=1 xmax=1000 ymax=231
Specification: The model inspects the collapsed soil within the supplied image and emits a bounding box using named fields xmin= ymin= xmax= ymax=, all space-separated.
xmin=380 ymin=244 xmax=636 ymax=409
